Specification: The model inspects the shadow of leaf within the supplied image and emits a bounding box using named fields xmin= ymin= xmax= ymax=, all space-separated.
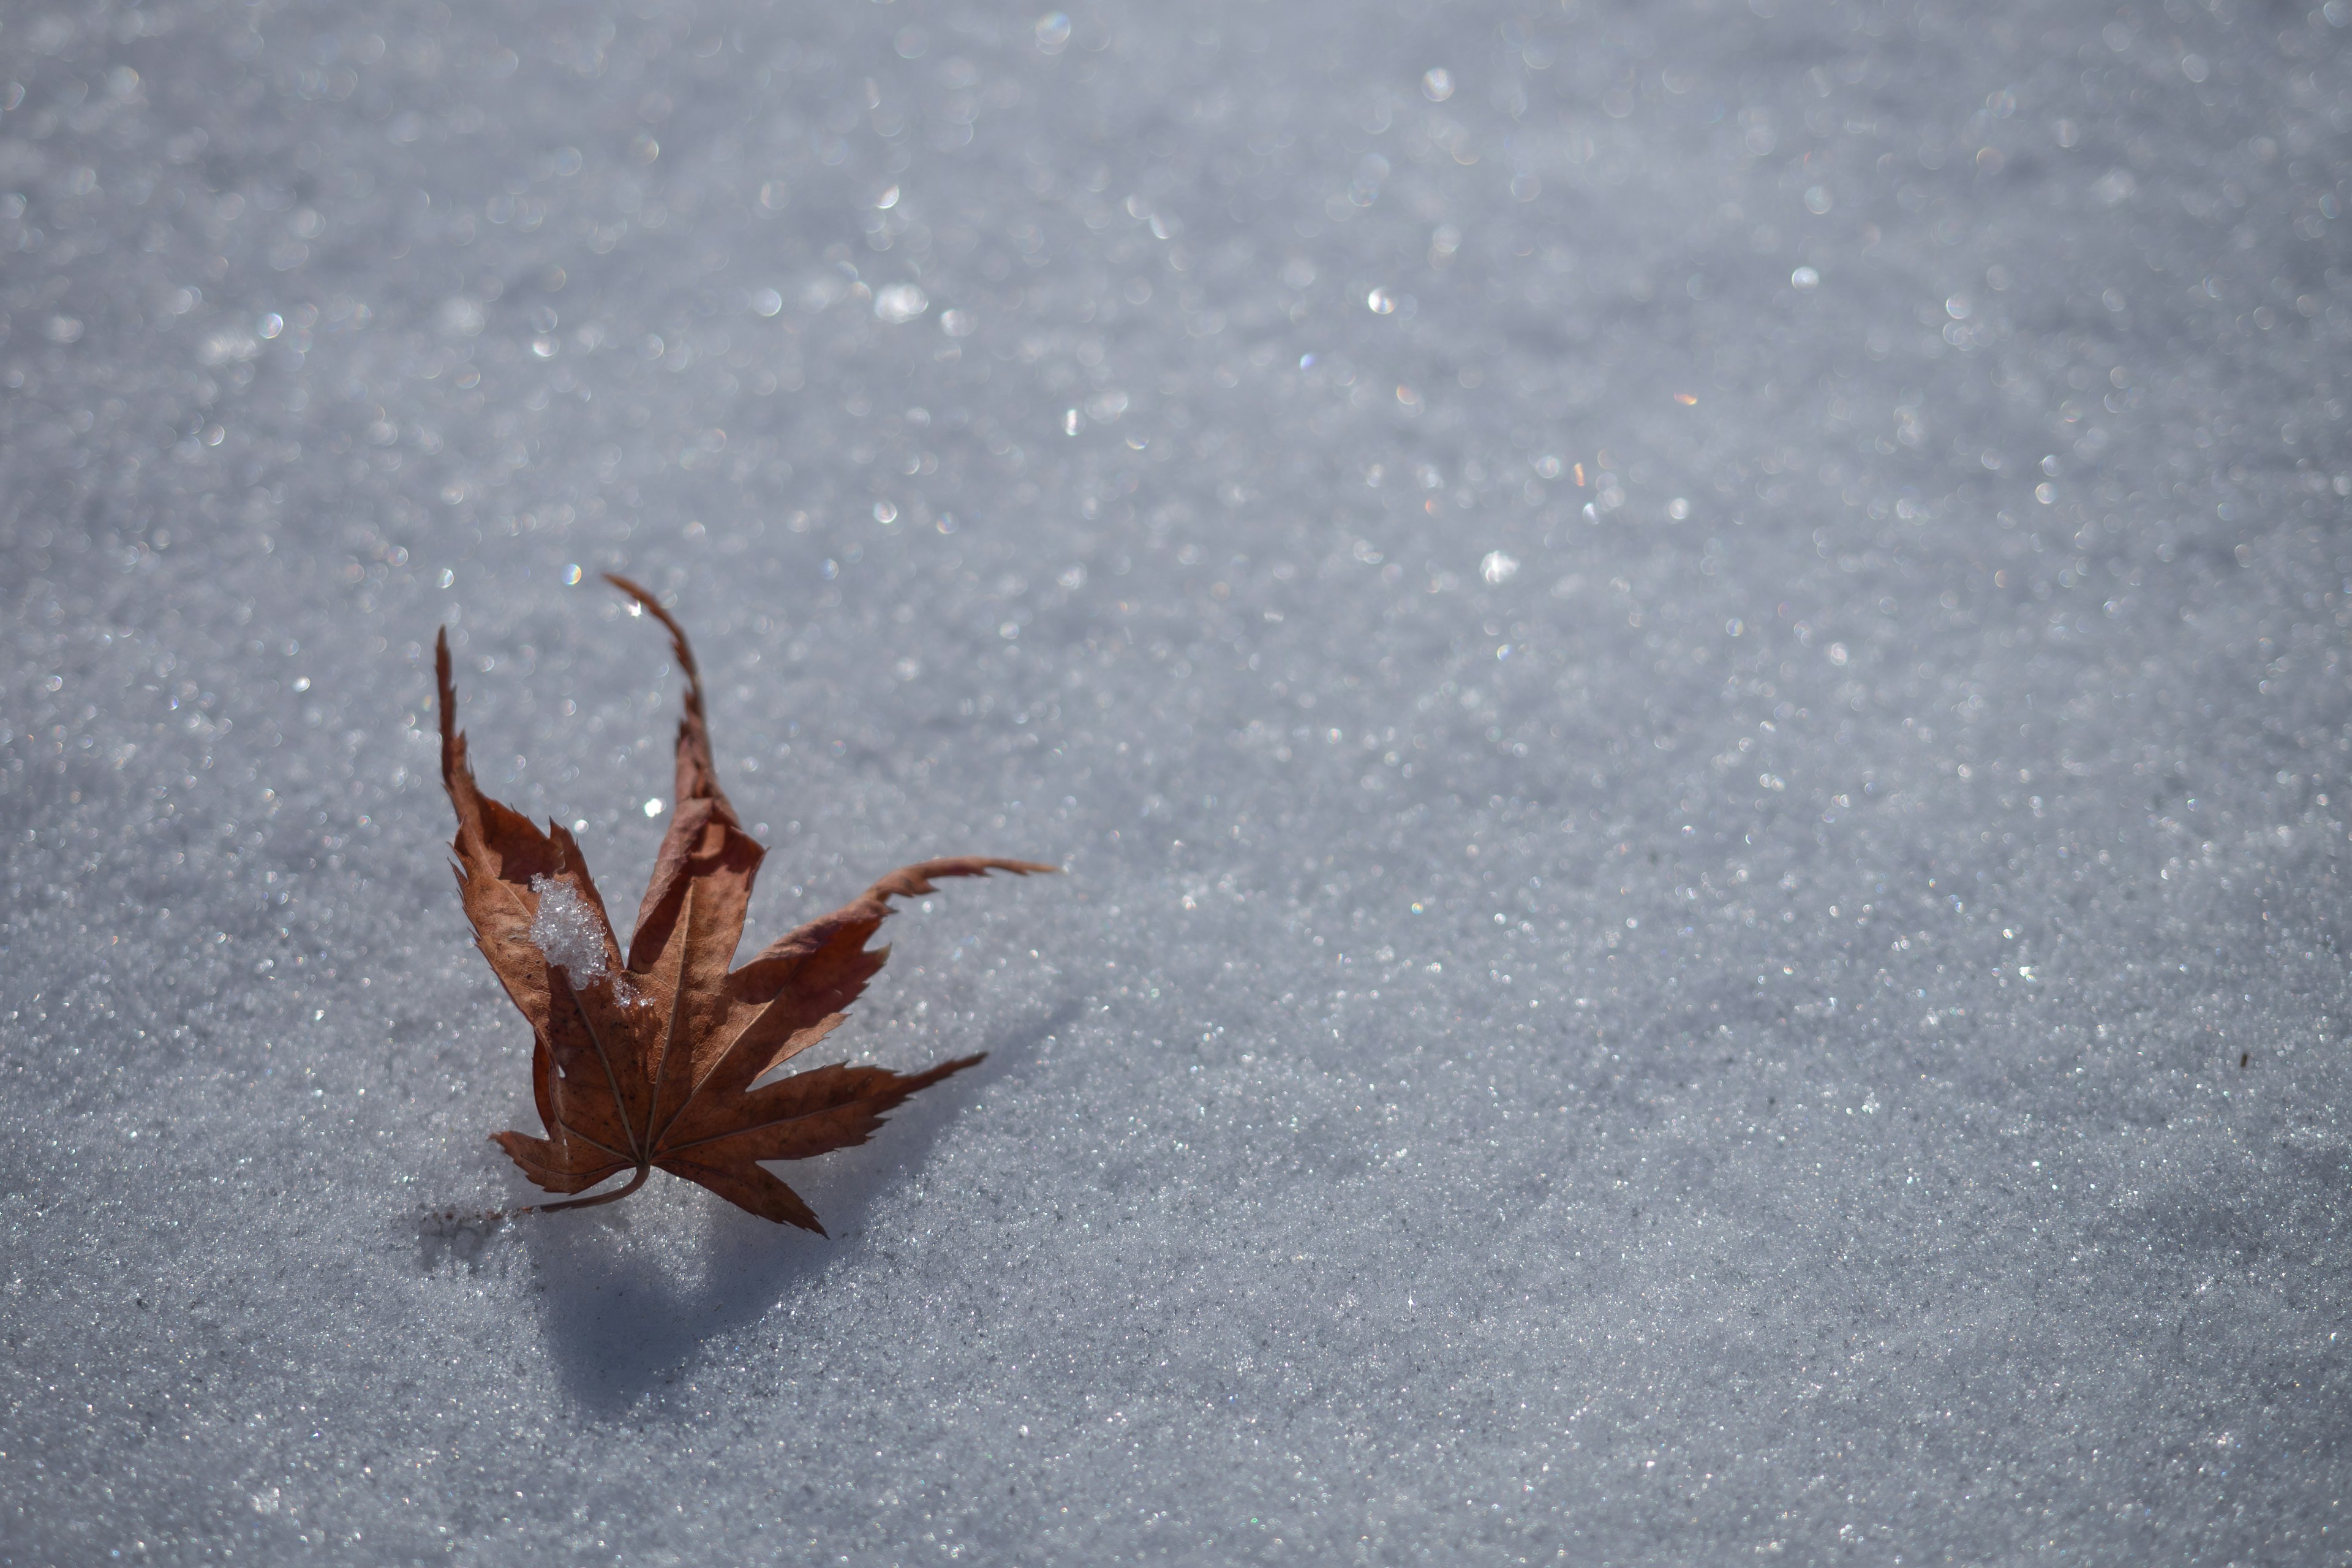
xmin=526 ymin=998 xmax=1079 ymax=1415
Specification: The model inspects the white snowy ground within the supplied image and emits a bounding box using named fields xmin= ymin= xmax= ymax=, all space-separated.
xmin=5 ymin=0 xmax=2351 ymax=1562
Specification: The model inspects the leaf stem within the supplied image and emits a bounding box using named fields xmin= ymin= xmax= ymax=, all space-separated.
xmin=520 ymin=1163 xmax=651 ymax=1215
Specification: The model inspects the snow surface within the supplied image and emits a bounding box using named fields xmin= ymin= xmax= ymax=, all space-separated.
xmin=4 ymin=1 xmax=2351 ymax=1562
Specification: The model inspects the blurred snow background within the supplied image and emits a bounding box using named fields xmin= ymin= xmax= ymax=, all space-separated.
xmin=4 ymin=0 xmax=2351 ymax=1562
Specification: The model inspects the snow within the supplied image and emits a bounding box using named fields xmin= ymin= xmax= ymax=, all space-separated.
xmin=4 ymin=0 xmax=2350 ymax=1562
xmin=525 ymin=876 xmax=610 ymax=990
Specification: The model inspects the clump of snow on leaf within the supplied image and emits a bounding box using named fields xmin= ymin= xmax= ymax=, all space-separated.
xmin=527 ymin=875 xmax=609 ymax=986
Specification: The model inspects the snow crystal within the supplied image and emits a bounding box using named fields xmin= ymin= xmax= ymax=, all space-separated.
xmin=527 ymin=875 xmax=609 ymax=987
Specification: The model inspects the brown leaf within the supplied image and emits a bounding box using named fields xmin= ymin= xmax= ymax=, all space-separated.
xmin=437 ymin=576 xmax=1055 ymax=1230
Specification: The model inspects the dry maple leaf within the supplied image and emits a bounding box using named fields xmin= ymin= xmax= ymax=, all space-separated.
xmin=435 ymin=575 xmax=1054 ymax=1229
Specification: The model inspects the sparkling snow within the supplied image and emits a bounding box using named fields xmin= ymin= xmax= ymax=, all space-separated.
xmin=4 ymin=1 xmax=2349 ymax=1564
xmin=525 ymin=875 xmax=610 ymax=990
